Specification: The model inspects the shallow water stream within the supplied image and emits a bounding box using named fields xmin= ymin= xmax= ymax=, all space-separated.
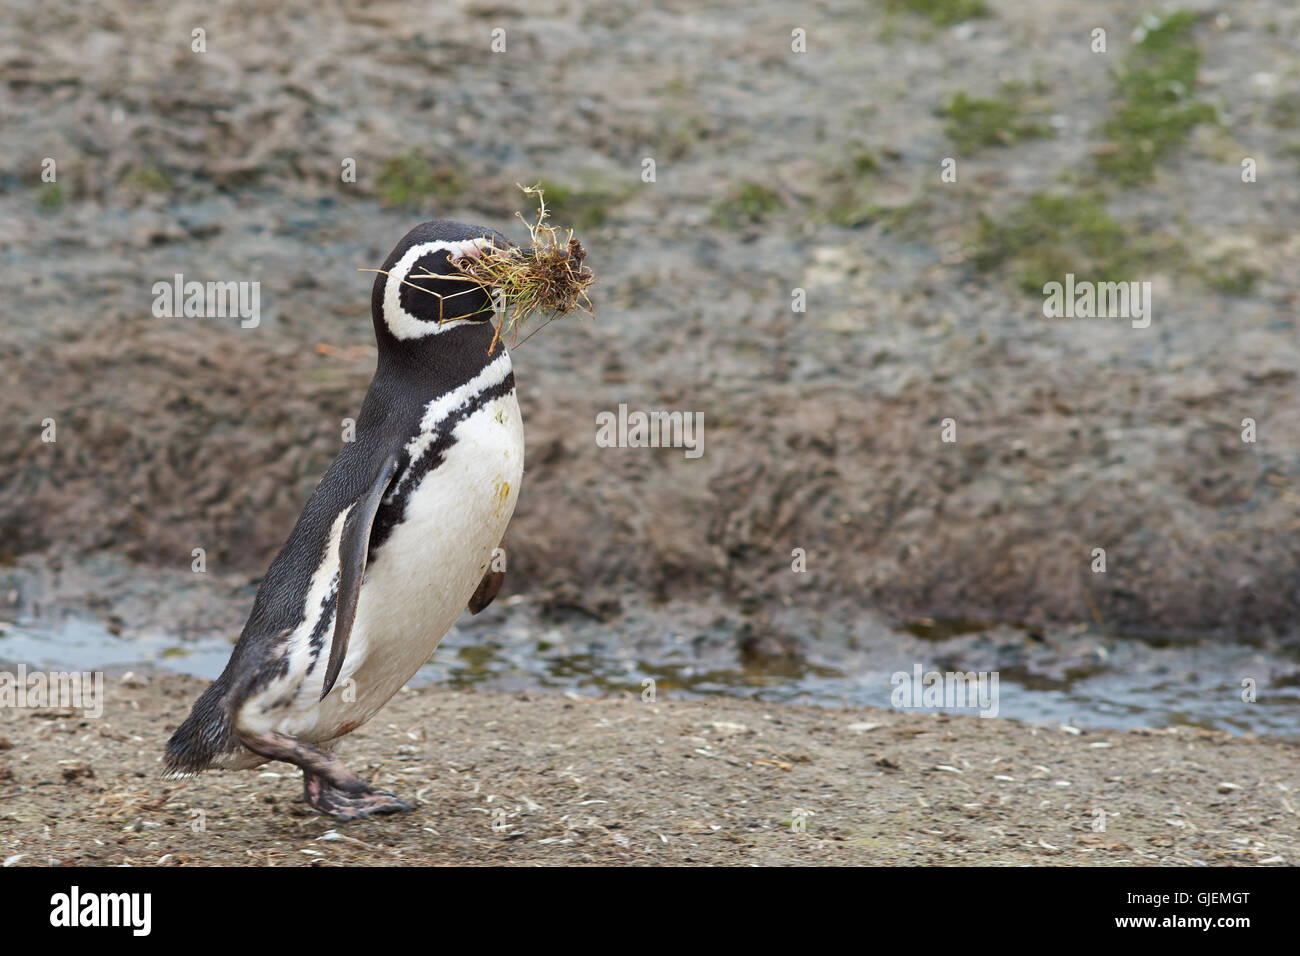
xmin=3 ymin=589 xmax=1297 ymax=736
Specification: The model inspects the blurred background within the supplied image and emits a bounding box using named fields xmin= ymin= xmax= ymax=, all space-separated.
xmin=1 ymin=0 xmax=1298 ymax=732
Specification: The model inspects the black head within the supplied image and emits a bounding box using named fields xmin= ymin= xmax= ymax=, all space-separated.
xmin=370 ymin=220 xmax=516 ymax=353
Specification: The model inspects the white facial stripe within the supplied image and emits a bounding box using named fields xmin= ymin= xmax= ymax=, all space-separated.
xmin=382 ymin=238 xmax=495 ymax=339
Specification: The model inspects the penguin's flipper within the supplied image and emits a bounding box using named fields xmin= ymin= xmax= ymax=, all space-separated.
xmin=321 ymin=452 xmax=402 ymax=700
xmin=468 ymin=536 xmax=506 ymax=614
xmin=467 ymin=568 xmax=503 ymax=614
xmin=468 ymin=569 xmax=501 ymax=614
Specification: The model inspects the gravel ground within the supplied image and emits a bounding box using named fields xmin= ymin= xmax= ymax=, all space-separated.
xmin=0 ymin=672 xmax=1295 ymax=866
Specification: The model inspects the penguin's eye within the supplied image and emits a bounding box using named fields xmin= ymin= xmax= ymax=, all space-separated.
xmin=399 ymin=252 xmax=486 ymax=324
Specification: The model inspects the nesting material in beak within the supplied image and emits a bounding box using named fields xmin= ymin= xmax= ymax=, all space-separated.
xmin=452 ymin=183 xmax=596 ymax=353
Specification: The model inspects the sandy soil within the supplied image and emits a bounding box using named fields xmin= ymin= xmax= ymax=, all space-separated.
xmin=0 ymin=671 xmax=1295 ymax=866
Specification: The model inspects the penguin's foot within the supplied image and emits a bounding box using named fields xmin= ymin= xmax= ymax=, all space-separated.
xmin=236 ymin=730 xmax=413 ymax=821
xmin=304 ymin=773 xmax=413 ymax=821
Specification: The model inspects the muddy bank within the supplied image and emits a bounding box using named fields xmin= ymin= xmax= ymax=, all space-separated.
xmin=0 ymin=672 xmax=1295 ymax=866
xmin=2 ymin=0 xmax=1300 ymax=639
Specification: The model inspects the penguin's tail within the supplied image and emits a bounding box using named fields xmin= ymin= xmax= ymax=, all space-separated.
xmin=163 ymin=678 xmax=237 ymax=778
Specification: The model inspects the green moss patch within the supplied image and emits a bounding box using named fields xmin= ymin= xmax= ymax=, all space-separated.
xmin=122 ymin=166 xmax=173 ymax=194
xmin=819 ymin=150 xmax=884 ymax=227
xmin=528 ymin=177 xmax=628 ymax=232
xmin=710 ymin=181 xmax=785 ymax=229
xmin=1096 ymin=11 xmax=1217 ymax=185
xmin=972 ymin=192 xmax=1153 ymax=292
xmin=940 ymin=84 xmax=1054 ymax=153
xmin=376 ymin=153 xmax=468 ymax=208
xmin=1205 ymin=266 xmax=1261 ymax=296
xmin=884 ymin=0 xmax=989 ymax=27
xmin=37 ymin=182 xmax=65 ymax=211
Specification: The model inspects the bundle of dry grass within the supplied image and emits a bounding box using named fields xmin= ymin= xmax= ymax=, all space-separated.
xmin=453 ymin=184 xmax=596 ymax=352
xmin=359 ymin=184 xmax=595 ymax=353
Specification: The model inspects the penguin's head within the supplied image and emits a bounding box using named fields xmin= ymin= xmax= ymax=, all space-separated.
xmin=370 ymin=220 xmax=516 ymax=347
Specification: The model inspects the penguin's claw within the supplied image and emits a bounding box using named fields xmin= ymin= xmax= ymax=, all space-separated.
xmin=305 ymin=775 xmax=413 ymax=820
xmin=235 ymin=731 xmax=414 ymax=820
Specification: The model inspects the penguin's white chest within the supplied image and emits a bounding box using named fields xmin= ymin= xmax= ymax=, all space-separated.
xmin=272 ymin=387 xmax=523 ymax=743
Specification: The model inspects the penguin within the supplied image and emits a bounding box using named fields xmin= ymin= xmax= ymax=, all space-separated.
xmin=164 ymin=220 xmax=525 ymax=820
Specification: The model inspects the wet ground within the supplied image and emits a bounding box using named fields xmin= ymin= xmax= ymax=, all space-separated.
xmin=5 ymin=555 xmax=1300 ymax=735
